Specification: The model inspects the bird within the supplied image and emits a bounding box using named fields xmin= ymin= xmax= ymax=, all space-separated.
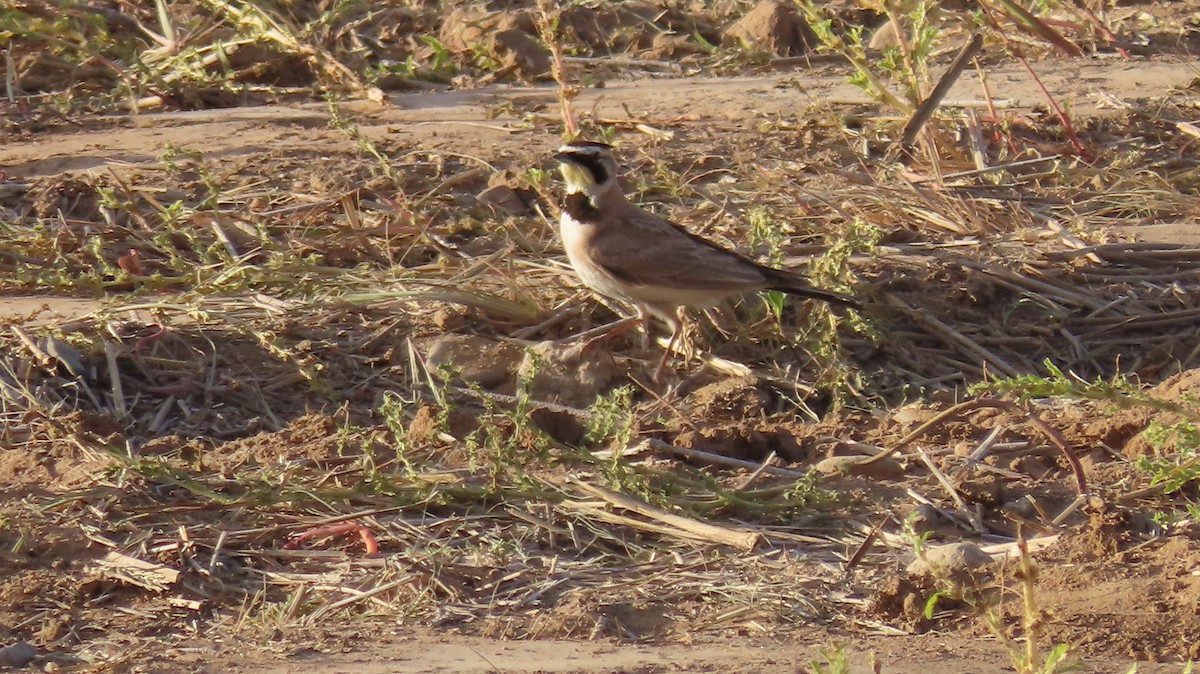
xmin=551 ymin=140 xmax=860 ymax=381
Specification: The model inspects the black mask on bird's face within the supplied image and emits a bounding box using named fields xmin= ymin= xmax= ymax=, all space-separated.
xmin=553 ymin=141 xmax=619 ymax=202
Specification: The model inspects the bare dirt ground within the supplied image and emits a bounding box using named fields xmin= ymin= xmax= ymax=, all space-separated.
xmin=3 ymin=1 xmax=1200 ymax=672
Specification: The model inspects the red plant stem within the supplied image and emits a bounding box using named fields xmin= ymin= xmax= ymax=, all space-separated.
xmin=864 ymin=396 xmax=1087 ymax=495
xmin=286 ymin=522 xmax=380 ymax=554
xmin=972 ymin=58 xmax=1020 ymax=157
xmin=1013 ymin=52 xmax=1090 ymax=160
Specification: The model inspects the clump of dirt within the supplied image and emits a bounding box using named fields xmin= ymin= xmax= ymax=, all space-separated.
xmin=865 ymin=505 xmax=1200 ymax=661
xmin=683 ymin=376 xmax=770 ymax=422
xmin=27 ymin=176 xmax=108 ymax=222
xmin=438 ymin=7 xmax=550 ymax=78
xmin=199 ymin=413 xmax=351 ymax=472
xmin=436 ymin=2 xmax=723 ymax=79
xmin=723 ymin=0 xmax=816 ymax=56
xmin=867 ymin=574 xmax=944 ymax=633
xmin=1033 ymin=522 xmax=1200 ymax=661
xmin=519 ymin=591 xmax=678 ymax=640
xmin=0 ymin=412 xmax=114 ymax=492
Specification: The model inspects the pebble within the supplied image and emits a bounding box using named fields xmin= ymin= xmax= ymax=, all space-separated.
xmin=814 ymin=454 xmax=904 ymax=480
xmin=0 ymin=641 xmax=36 ymax=667
xmin=906 ymin=542 xmax=993 ymax=577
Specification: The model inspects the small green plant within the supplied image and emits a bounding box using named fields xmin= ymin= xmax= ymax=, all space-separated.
xmin=462 ymin=353 xmax=553 ymax=492
xmin=782 ymin=469 xmax=828 ymax=509
xmin=746 ymin=205 xmax=786 ymax=266
xmin=535 ymin=0 xmax=580 ymax=138
xmin=746 ymin=205 xmax=791 ymax=321
xmin=792 ymin=0 xmax=922 ymax=115
xmin=790 ymin=215 xmax=879 ymax=399
xmin=379 ymin=391 xmax=420 ymax=477
xmin=160 ymin=143 xmax=224 ymax=210
xmin=593 ymin=123 xmax=619 ymax=145
xmin=326 ymin=94 xmax=403 ymax=189
xmin=807 ymin=641 xmax=851 ymax=674
xmin=984 ymin=361 xmax=1200 ymax=497
xmin=585 ymin=385 xmax=635 ymax=448
xmin=1136 ymin=420 xmax=1200 ymax=494
xmin=419 ymin=35 xmax=459 ymax=76
xmin=807 ymin=216 xmax=881 ymax=293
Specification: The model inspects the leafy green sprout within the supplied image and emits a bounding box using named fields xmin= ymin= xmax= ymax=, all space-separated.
xmin=379 ymin=391 xmax=420 ymax=477
xmin=585 ymin=385 xmax=635 ymax=448
xmin=807 ymin=641 xmax=851 ymax=674
xmin=418 ymin=35 xmax=457 ymax=75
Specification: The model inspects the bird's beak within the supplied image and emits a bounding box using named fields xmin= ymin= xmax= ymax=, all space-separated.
xmin=552 ymin=152 xmax=573 ymax=164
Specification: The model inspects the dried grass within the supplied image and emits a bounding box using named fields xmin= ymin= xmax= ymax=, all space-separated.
xmin=2 ymin=0 xmax=1200 ymax=665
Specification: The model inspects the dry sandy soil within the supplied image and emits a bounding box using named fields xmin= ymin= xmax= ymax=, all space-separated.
xmin=3 ymin=2 xmax=1200 ymax=673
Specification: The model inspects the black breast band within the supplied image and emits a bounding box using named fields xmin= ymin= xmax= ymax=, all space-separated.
xmin=564 ymin=192 xmax=601 ymax=223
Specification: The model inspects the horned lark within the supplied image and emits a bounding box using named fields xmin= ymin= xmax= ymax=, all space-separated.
xmin=552 ymin=140 xmax=859 ymax=380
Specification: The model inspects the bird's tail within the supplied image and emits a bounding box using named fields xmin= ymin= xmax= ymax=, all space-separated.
xmin=771 ymin=282 xmax=861 ymax=311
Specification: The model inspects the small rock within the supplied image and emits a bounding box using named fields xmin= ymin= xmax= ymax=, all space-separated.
xmin=648 ymin=32 xmax=705 ymax=58
xmin=890 ymin=403 xmax=938 ymax=427
xmin=0 ymin=641 xmax=37 ymax=668
xmin=867 ymin=19 xmax=900 ymax=51
xmin=1008 ymin=455 xmax=1053 ymax=480
xmin=906 ymin=502 xmax=943 ymax=530
xmin=519 ymin=341 xmax=616 ymax=409
xmin=1077 ymin=448 xmax=1112 ymax=471
xmin=1001 ymin=495 xmax=1036 ymax=518
xmin=906 ymin=542 xmax=993 ymax=578
xmin=956 ymin=476 xmax=1005 ymax=507
xmin=476 ymin=185 xmax=529 ymax=214
xmin=406 ymin=404 xmax=441 ymax=444
xmin=722 ymin=0 xmax=815 ymax=57
xmin=869 ymin=5 xmax=957 ymax=51
xmin=426 ymin=334 xmax=524 ymax=389
xmin=438 ymin=7 xmax=535 ymax=50
xmin=431 ymin=305 xmax=466 ymax=331
xmin=951 ymin=440 xmax=973 ymax=457
xmin=814 ymin=454 xmax=904 ymax=480
xmin=675 ymin=425 xmax=770 ymax=461
xmin=901 ymin=590 xmax=924 ymax=617
xmin=494 ymin=29 xmax=551 ymax=76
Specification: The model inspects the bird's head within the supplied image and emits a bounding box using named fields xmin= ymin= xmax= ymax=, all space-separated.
xmin=552 ymin=141 xmax=620 ymax=202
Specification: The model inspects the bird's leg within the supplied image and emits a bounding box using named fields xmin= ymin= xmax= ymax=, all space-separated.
xmin=652 ymin=308 xmax=686 ymax=382
xmin=636 ymin=306 xmax=651 ymax=351
xmin=579 ymin=314 xmax=643 ymax=352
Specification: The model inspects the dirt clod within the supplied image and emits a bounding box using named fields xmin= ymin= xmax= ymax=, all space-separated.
xmin=722 ymin=0 xmax=815 ymax=56
xmin=519 ymin=341 xmax=616 ymax=408
xmin=426 ymin=334 xmax=525 ymax=389
xmin=476 ymin=185 xmax=530 ymax=214
xmin=438 ymin=8 xmax=549 ymax=78
xmin=814 ymin=454 xmax=904 ymax=479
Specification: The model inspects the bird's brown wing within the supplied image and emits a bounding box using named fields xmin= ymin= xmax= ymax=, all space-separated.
xmin=587 ymin=206 xmax=771 ymax=293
